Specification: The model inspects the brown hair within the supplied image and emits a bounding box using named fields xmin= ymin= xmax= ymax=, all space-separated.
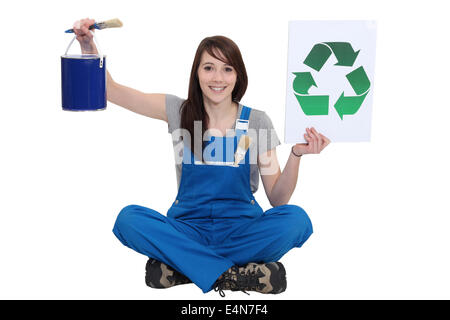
xmin=179 ymin=35 xmax=248 ymax=162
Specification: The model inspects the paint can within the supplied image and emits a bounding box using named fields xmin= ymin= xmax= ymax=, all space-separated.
xmin=61 ymin=31 xmax=106 ymax=111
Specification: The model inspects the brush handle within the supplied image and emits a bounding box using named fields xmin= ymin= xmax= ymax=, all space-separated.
xmin=64 ymin=23 xmax=99 ymax=33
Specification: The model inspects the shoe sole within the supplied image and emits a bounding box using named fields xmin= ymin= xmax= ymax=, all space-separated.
xmin=266 ymin=262 xmax=287 ymax=294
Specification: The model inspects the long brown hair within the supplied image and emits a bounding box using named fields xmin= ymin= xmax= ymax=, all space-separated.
xmin=179 ymin=36 xmax=248 ymax=162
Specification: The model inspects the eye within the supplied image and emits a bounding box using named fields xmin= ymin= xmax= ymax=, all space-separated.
xmin=225 ymin=67 xmax=234 ymax=72
xmin=204 ymin=66 xmax=212 ymax=71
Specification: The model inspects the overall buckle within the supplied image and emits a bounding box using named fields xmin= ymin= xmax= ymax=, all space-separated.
xmin=235 ymin=119 xmax=249 ymax=131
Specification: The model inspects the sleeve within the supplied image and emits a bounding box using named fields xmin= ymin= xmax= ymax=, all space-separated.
xmin=257 ymin=111 xmax=281 ymax=156
xmin=165 ymin=94 xmax=185 ymax=134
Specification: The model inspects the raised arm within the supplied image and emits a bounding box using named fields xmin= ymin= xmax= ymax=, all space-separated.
xmin=72 ymin=18 xmax=167 ymax=122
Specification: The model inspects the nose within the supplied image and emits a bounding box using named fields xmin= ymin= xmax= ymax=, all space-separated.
xmin=212 ymin=69 xmax=224 ymax=82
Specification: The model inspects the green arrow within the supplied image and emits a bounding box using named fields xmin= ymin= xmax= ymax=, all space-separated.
xmin=303 ymin=42 xmax=360 ymax=71
xmin=334 ymin=91 xmax=368 ymax=120
xmin=292 ymin=72 xmax=329 ymax=116
xmin=292 ymin=72 xmax=328 ymax=115
xmin=333 ymin=66 xmax=371 ymax=120
xmin=303 ymin=44 xmax=332 ymax=72
xmin=324 ymin=42 xmax=360 ymax=67
xmin=294 ymin=94 xmax=329 ymax=116
xmin=292 ymin=72 xmax=317 ymax=94
xmin=345 ymin=66 xmax=370 ymax=95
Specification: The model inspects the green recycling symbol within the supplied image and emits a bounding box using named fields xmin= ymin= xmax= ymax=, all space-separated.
xmin=293 ymin=42 xmax=371 ymax=120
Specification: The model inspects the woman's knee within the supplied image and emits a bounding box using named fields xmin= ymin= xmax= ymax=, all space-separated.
xmin=282 ymin=205 xmax=313 ymax=239
xmin=115 ymin=204 xmax=137 ymax=224
xmin=113 ymin=204 xmax=165 ymax=234
xmin=113 ymin=204 xmax=141 ymax=237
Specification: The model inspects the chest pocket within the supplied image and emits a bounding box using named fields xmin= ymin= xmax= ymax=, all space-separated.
xmin=202 ymin=136 xmax=236 ymax=164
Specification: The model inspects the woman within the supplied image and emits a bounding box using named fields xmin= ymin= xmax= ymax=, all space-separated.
xmin=73 ymin=18 xmax=330 ymax=296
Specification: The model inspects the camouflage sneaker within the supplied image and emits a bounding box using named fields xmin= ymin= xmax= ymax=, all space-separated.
xmin=213 ymin=262 xmax=287 ymax=297
xmin=145 ymin=258 xmax=192 ymax=288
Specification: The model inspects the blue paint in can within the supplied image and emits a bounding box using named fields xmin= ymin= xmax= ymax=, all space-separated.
xmin=61 ymin=32 xmax=107 ymax=111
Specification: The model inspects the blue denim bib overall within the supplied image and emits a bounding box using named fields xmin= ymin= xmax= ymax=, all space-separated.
xmin=113 ymin=106 xmax=313 ymax=293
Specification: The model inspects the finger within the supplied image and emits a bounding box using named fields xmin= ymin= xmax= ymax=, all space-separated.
xmin=307 ymin=129 xmax=317 ymax=153
xmin=73 ymin=20 xmax=81 ymax=31
xmin=306 ymin=128 xmax=316 ymax=153
xmin=81 ymin=25 xmax=89 ymax=35
xmin=311 ymin=127 xmax=321 ymax=141
xmin=78 ymin=18 xmax=90 ymax=33
xmin=81 ymin=26 xmax=93 ymax=39
xmin=318 ymin=134 xmax=327 ymax=152
xmin=73 ymin=23 xmax=83 ymax=37
xmin=304 ymin=133 xmax=312 ymax=140
xmin=320 ymin=133 xmax=330 ymax=147
xmin=82 ymin=18 xmax=95 ymax=30
xmin=312 ymin=127 xmax=325 ymax=151
xmin=306 ymin=127 xmax=314 ymax=140
xmin=79 ymin=18 xmax=88 ymax=28
xmin=314 ymin=135 xmax=319 ymax=154
xmin=321 ymin=134 xmax=331 ymax=150
xmin=314 ymin=128 xmax=326 ymax=153
xmin=305 ymin=129 xmax=312 ymax=143
xmin=304 ymin=133 xmax=313 ymax=154
xmin=310 ymin=128 xmax=320 ymax=153
xmin=304 ymin=133 xmax=311 ymax=143
xmin=82 ymin=18 xmax=95 ymax=29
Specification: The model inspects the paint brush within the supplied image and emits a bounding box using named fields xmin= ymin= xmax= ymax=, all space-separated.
xmin=233 ymin=135 xmax=252 ymax=166
xmin=65 ymin=18 xmax=123 ymax=33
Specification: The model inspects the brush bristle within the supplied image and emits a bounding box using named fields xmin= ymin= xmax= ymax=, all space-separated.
xmin=97 ymin=18 xmax=123 ymax=29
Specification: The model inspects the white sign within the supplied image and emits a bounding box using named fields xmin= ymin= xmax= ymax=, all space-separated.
xmin=284 ymin=20 xmax=377 ymax=143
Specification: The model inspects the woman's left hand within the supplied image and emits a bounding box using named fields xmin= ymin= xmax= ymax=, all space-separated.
xmin=293 ymin=127 xmax=331 ymax=156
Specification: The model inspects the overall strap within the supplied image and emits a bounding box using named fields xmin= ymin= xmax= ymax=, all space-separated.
xmin=235 ymin=105 xmax=251 ymax=139
xmin=240 ymin=105 xmax=251 ymax=122
xmin=234 ymin=105 xmax=252 ymax=166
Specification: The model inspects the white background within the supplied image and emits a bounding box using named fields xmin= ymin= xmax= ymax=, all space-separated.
xmin=285 ymin=20 xmax=377 ymax=143
xmin=0 ymin=0 xmax=449 ymax=300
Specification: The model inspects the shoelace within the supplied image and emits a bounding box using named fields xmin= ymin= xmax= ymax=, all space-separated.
xmin=213 ymin=266 xmax=239 ymax=297
xmin=236 ymin=269 xmax=265 ymax=291
xmin=213 ymin=278 xmax=240 ymax=297
xmin=213 ymin=265 xmax=265 ymax=297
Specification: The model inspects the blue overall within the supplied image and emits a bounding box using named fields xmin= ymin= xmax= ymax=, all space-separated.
xmin=113 ymin=106 xmax=313 ymax=293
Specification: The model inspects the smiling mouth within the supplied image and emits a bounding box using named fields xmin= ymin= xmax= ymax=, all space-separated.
xmin=209 ymin=86 xmax=227 ymax=92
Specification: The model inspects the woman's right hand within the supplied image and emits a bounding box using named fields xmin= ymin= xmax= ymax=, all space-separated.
xmin=72 ymin=18 xmax=97 ymax=54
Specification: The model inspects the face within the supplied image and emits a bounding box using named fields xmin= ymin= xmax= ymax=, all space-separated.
xmin=197 ymin=49 xmax=237 ymax=105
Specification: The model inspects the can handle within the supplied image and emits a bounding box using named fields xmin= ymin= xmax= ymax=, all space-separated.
xmin=64 ymin=30 xmax=104 ymax=68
